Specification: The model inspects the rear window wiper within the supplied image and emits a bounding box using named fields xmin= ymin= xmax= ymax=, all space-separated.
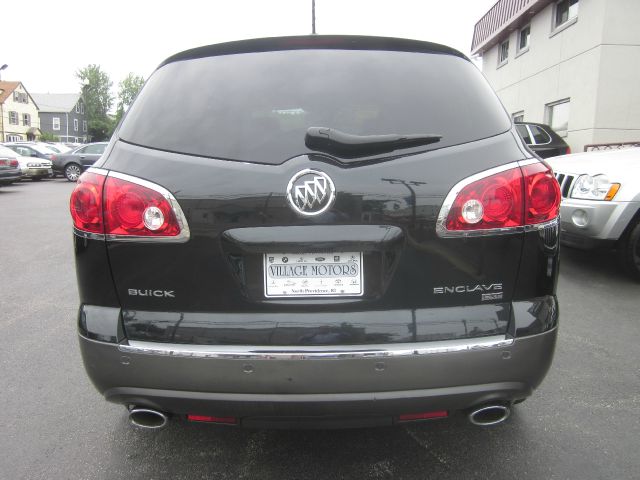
xmin=305 ymin=127 xmax=442 ymax=158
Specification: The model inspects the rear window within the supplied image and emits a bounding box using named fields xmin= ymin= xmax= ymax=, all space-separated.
xmin=529 ymin=125 xmax=552 ymax=144
xmin=119 ymin=49 xmax=510 ymax=164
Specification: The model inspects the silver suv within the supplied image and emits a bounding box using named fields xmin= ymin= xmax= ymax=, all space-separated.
xmin=548 ymin=147 xmax=640 ymax=279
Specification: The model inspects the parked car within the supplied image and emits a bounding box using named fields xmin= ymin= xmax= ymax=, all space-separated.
xmin=0 ymin=145 xmax=51 ymax=181
xmin=46 ymin=142 xmax=74 ymax=154
xmin=0 ymin=148 xmax=21 ymax=186
xmin=70 ymin=36 xmax=561 ymax=430
xmin=3 ymin=142 xmax=57 ymax=161
xmin=52 ymin=142 xmax=108 ymax=181
xmin=515 ymin=122 xmax=571 ymax=158
xmin=547 ymin=147 xmax=640 ymax=279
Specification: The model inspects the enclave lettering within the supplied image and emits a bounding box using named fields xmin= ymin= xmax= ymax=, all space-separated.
xmin=433 ymin=283 xmax=503 ymax=295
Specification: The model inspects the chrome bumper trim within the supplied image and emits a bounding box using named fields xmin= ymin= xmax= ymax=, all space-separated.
xmin=119 ymin=335 xmax=514 ymax=360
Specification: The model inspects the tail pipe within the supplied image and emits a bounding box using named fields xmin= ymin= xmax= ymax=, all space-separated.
xmin=128 ymin=407 xmax=169 ymax=429
xmin=468 ymin=404 xmax=511 ymax=426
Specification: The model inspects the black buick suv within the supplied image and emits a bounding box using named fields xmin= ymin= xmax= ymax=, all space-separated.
xmin=71 ymin=36 xmax=561 ymax=429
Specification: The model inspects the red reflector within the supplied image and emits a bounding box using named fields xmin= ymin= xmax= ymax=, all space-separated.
xmin=187 ymin=414 xmax=238 ymax=424
xmin=399 ymin=411 xmax=449 ymax=421
xmin=70 ymin=172 xmax=106 ymax=234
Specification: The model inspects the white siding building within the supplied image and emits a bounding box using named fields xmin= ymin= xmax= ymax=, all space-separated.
xmin=472 ymin=0 xmax=640 ymax=152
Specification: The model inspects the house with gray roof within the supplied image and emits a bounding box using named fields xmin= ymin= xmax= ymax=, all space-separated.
xmin=31 ymin=93 xmax=88 ymax=143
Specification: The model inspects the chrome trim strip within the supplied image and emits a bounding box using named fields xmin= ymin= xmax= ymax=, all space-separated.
xmin=73 ymin=227 xmax=105 ymax=241
xmin=87 ymin=167 xmax=109 ymax=176
xmin=523 ymin=217 xmax=559 ymax=232
xmin=106 ymin=170 xmax=191 ymax=243
xmin=118 ymin=335 xmax=514 ymax=360
xmin=436 ymin=159 xmax=545 ymax=238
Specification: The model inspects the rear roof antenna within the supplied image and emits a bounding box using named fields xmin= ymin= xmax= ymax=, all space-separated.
xmin=312 ymin=0 xmax=317 ymax=34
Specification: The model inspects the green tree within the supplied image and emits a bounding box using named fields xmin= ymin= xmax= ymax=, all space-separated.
xmin=40 ymin=132 xmax=59 ymax=142
xmin=76 ymin=64 xmax=114 ymax=141
xmin=115 ymin=73 xmax=145 ymax=125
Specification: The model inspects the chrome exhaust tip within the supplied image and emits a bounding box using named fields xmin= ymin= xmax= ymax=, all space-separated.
xmin=128 ymin=407 xmax=169 ymax=430
xmin=468 ymin=404 xmax=511 ymax=426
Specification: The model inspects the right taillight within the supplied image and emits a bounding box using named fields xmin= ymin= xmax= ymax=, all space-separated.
xmin=437 ymin=161 xmax=561 ymax=237
xmin=9 ymin=159 xmax=19 ymax=168
xmin=70 ymin=169 xmax=190 ymax=242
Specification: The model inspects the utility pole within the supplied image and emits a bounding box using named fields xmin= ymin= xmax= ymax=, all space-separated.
xmin=312 ymin=0 xmax=316 ymax=34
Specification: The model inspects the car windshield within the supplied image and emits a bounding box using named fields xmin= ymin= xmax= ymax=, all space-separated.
xmin=120 ymin=49 xmax=511 ymax=164
xmin=30 ymin=144 xmax=57 ymax=155
xmin=0 ymin=145 xmax=18 ymax=157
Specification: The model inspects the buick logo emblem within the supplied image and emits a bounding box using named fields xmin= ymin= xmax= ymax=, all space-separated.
xmin=286 ymin=169 xmax=336 ymax=216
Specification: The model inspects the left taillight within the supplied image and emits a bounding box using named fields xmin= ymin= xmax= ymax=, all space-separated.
xmin=437 ymin=160 xmax=561 ymax=237
xmin=70 ymin=169 xmax=189 ymax=242
xmin=70 ymin=172 xmax=105 ymax=234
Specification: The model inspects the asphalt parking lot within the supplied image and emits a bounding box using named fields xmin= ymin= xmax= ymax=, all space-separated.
xmin=1 ymin=179 xmax=639 ymax=480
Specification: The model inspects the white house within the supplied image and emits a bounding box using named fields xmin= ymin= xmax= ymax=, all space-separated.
xmin=0 ymin=81 xmax=41 ymax=142
xmin=472 ymin=0 xmax=640 ymax=152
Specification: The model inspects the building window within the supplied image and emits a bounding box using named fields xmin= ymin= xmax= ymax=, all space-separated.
xmin=546 ymin=99 xmax=570 ymax=137
xmin=75 ymin=103 xmax=80 ymax=113
xmin=7 ymin=134 xmax=22 ymax=142
xmin=13 ymin=91 xmax=28 ymax=103
xmin=53 ymin=117 xmax=61 ymax=131
xmin=22 ymin=113 xmax=31 ymax=126
xmin=74 ymin=119 xmax=79 ymax=131
xmin=498 ymin=40 xmax=509 ymax=66
xmin=518 ymin=25 xmax=530 ymax=53
xmin=512 ymin=111 xmax=525 ymax=123
xmin=8 ymin=111 xmax=19 ymax=125
xmin=80 ymin=103 xmax=85 ymax=114
xmin=83 ymin=120 xmax=87 ymax=132
xmin=555 ymin=0 xmax=578 ymax=29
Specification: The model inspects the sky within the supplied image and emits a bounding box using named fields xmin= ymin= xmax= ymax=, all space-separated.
xmin=1 ymin=0 xmax=495 ymax=98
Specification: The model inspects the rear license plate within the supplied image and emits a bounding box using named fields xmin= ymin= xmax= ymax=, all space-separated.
xmin=264 ymin=252 xmax=363 ymax=298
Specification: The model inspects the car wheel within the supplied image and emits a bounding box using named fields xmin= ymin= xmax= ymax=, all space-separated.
xmin=617 ymin=219 xmax=640 ymax=280
xmin=65 ymin=164 xmax=82 ymax=182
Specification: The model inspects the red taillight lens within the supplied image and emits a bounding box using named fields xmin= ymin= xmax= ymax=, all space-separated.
xmin=565 ymin=146 xmax=571 ymax=155
xmin=104 ymin=176 xmax=181 ymax=237
xmin=10 ymin=159 xmax=19 ymax=168
xmin=523 ymin=163 xmax=561 ymax=225
xmin=441 ymin=162 xmax=560 ymax=234
xmin=70 ymin=170 xmax=188 ymax=240
xmin=70 ymin=172 xmax=105 ymax=233
xmin=446 ymin=167 xmax=523 ymax=231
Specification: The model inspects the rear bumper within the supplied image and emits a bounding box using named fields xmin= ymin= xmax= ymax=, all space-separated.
xmin=0 ymin=169 xmax=21 ymax=184
xmin=79 ymin=327 xmax=557 ymax=425
xmin=21 ymin=167 xmax=51 ymax=178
